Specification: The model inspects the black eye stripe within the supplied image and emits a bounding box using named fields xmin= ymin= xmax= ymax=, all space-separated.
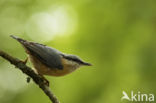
xmin=63 ymin=56 xmax=83 ymax=64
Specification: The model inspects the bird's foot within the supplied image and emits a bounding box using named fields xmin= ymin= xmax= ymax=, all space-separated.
xmin=21 ymin=57 xmax=28 ymax=64
xmin=40 ymin=75 xmax=49 ymax=86
xmin=43 ymin=78 xmax=49 ymax=87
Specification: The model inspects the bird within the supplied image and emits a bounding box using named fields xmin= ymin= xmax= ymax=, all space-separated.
xmin=10 ymin=35 xmax=91 ymax=78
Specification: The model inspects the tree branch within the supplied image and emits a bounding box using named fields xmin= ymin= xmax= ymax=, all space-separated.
xmin=0 ymin=50 xmax=60 ymax=103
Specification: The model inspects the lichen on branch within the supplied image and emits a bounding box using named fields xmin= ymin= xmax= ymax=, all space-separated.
xmin=0 ymin=50 xmax=60 ymax=103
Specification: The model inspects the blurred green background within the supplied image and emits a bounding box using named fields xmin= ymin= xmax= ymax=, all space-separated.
xmin=0 ymin=0 xmax=156 ymax=103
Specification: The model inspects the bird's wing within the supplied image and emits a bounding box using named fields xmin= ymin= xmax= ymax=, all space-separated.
xmin=10 ymin=35 xmax=63 ymax=69
xmin=25 ymin=42 xmax=63 ymax=69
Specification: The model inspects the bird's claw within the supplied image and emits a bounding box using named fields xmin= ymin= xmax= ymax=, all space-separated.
xmin=43 ymin=79 xmax=49 ymax=86
xmin=39 ymin=75 xmax=50 ymax=86
xmin=21 ymin=57 xmax=28 ymax=64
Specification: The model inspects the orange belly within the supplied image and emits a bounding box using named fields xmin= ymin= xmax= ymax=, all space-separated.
xmin=29 ymin=55 xmax=76 ymax=76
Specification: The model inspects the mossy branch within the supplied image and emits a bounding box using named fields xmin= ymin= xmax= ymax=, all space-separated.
xmin=0 ymin=50 xmax=60 ymax=103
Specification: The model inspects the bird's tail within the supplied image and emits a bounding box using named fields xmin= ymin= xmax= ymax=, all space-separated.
xmin=10 ymin=35 xmax=27 ymax=44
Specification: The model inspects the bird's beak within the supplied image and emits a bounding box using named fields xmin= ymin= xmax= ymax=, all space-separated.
xmin=82 ymin=62 xmax=92 ymax=66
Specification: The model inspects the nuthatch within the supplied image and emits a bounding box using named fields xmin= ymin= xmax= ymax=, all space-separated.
xmin=10 ymin=35 xmax=91 ymax=77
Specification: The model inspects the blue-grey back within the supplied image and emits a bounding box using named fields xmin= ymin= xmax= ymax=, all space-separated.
xmin=25 ymin=42 xmax=63 ymax=69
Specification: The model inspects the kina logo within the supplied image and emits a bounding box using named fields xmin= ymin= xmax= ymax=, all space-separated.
xmin=121 ymin=91 xmax=154 ymax=102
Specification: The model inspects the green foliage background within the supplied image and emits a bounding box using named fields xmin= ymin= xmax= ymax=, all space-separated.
xmin=0 ymin=0 xmax=156 ymax=103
